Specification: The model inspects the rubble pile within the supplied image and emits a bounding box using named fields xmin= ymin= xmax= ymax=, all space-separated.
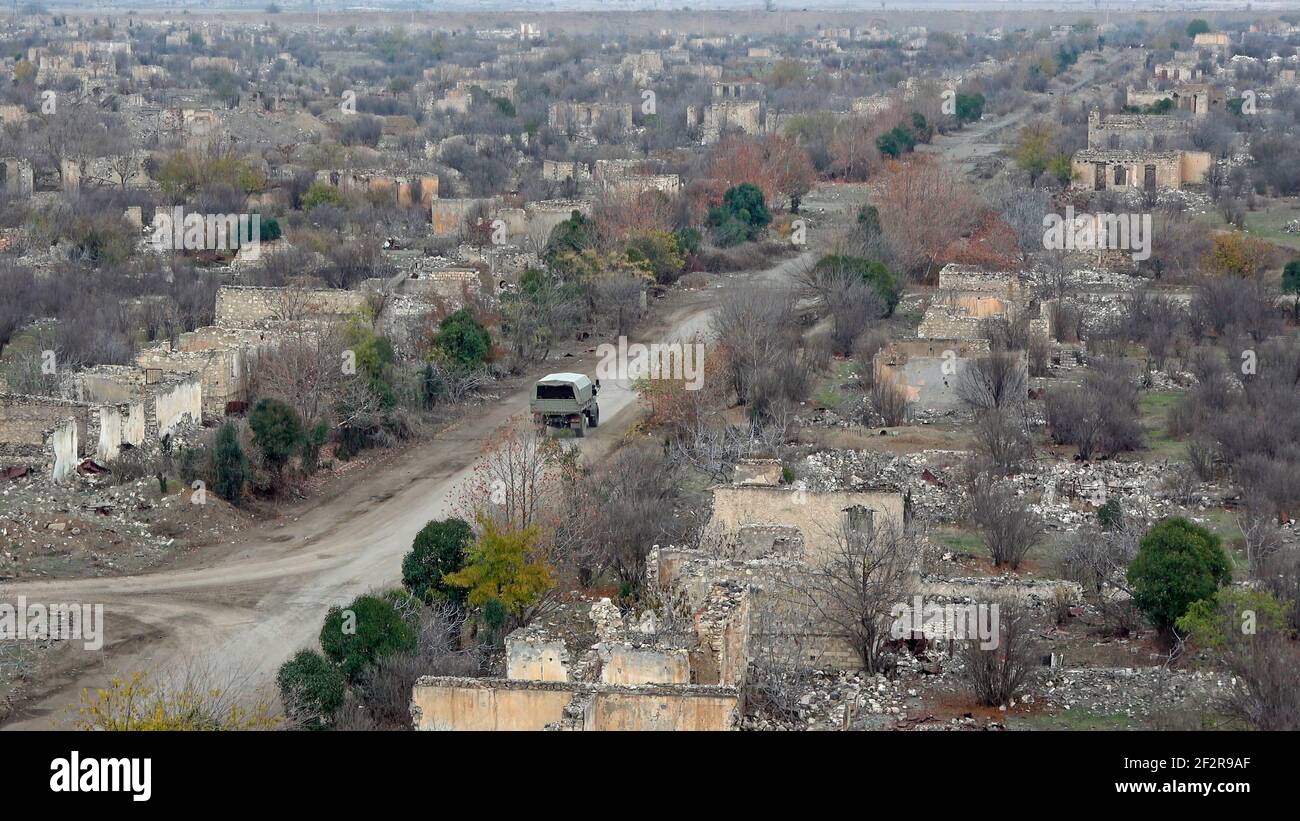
xmin=1037 ymin=667 xmax=1229 ymax=719
xmin=0 ymin=470 xmax=243 ymax=579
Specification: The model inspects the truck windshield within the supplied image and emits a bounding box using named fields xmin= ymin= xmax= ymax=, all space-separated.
xmin=536 ymin=384 xmax=575 ymax=400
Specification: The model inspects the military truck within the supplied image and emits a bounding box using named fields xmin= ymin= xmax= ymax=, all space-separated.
xmin=529 ymin=372 xmax=600 ymax=436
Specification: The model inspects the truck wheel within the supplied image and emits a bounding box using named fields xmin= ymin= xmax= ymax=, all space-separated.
xmin=588 ymin=406 xmax=599 ymax=428
xmin=573 ymin=415 xmax=585 ymax=438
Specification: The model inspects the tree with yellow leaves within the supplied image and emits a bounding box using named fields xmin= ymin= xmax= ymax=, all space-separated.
xmin=1204 ymin=232 xmax=1274 ymax=278
xmin=443 ymin=515 xmax=555 ymax=632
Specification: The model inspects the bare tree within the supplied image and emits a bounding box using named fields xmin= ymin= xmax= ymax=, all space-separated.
xmin=959 ymin=598 xmax=1038 ymax=707
xmin=562 ymin=442 xmax=694 ymax=592
xmin=972 ymin=408 xmax=1033 ymax=475
xmin=826 ymin=279 xmax=887 ymax=355
xmin=461 ymin=420 xmax=564 ymax=531
xmin=956 ymin=352 xmax=1027 ymax=410
xmin=872 ymin=370 xmax=910 ymax=426
xmin=255 ymin=326 xmax=346 ymax=429
xmin=1045 ymin=359 xmax=1143 ymax=460
xmin=1125 ymin=287 xmax=1185 ymax=371
xmin=968 ymin=475 xmax=1043 ymax=569
xmin=777 ymin=521 xmax=922 ymax=674
xmin=711 ymin=285 xmax=800 ymax=407
xmin=1220 ymin=635 xmax=1300 ymax=731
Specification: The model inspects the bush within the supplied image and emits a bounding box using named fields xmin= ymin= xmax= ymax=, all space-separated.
xmin=433 ymin=308 xmax=491 ymax=369
xmin=872 ymin=372 xmax=910 ymax=426
xmin=211 ymin=422 xmax=249 ymax=504
xmin=402 ymin=518 xmax=473 ymax=604
xmin=1127 ymin=517 xmax=1232 ymax=634
xmin=956 ymin=353 xmax=1027 ymax=410
xmin=1097 ymin=498 xmax=1122 ymax=531
xmin=276 ymin=649 xmax=346 ymax=729
xmin=971 ymin=408 xmax=1032 ymax=475
xmin=249 ymin=398 xmax=304 ymax=478
xmin=625 ymin=231 xmax=685 ymax=285
xmin=301 ymin=182 xmax=344 ymax=211
xmin=954 ymin=93 xmax=985 ymax=124
xmin=1045 ymin=362 xmax=1143 ymax=459
xmin=258 ymin=215 xmax=282 ymax=243
xmin=811 ymin=254 xmax=900 ymax=315
xmin=708 ymin=183 xmax=771 ymax=246
xmin=542 ymin=210 xmax=599 ymax=272
xmin=319 ymin=594 xmax=418 ymax=683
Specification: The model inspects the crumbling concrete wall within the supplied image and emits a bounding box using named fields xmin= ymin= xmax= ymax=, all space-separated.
xmin=584 ymin=687 xmax=738 ymax=730
xmin=1070 ymin=149 xmax=1206 ymax=191
xmin=653 ymin=548 xmax=870 ymax=673
xmin=95 ymin=405 xmax=124 ymax=462
xmin=0 ymin=395 xmax=92 ymax=479
xmin=50 ymin=418 xmax=79 ymax=483
xmin=154 ymin=377 xmax=202 ymax=437
xmin=732 ymin=458 xmax=783 ymax=486
xmin=0 ymin=157 xmax=34 ymax=197
xmin=124 ymin=404 xmax=146 ymax=447
xmin=411 ymin=678 xmax=575 ymax=730
xmin=430 ymin=198 xmax=494 ymax=238
xmin=506 ymin=630 xmax=571 ymax=682
xmin=732 ymin=524 xmax=804 ymax=561
xmin=601 ymin=644 xmax=691 ymax=685
xmin=873 ymin=339 xmax=995 ymax=412
xmin=78 ymin=366 xmax=200 ymax=444
xmin=410 ymin=677 xmax=740 ymax=731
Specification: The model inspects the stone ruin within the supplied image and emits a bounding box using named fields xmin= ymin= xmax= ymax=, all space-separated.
xmin=873 ymin=264 xmax=1042 ymax=418
xmin=411 ymin=593 xmax=747 ymax=731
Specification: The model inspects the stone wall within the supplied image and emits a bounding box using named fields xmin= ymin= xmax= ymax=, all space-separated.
xmin=430 ymin=198 xmax=494 ymax=238
xmin=215 ymin=286 xmax=368 ymax=328
xmin=541 ymin=160 xmax=591 ymax=182
xmin=917 ymin=306 xmax=995 ymax=341
xmin=703 ymin=486 xmax=904 ymax=565
xmin=935 ymin=265 xmax=1020 ymax=295
xmin=1069 ymin=149 xmax=1207 ymax=191
xmin=701 ymin=100 xmax=763 ymax=143
xmin=653 ymin=548 xmax=862 ymax=673
xmin=1086 ymin=110 xmax=1190 ymax=150
xmin=0 ymin=394 xmax=97 ymax=480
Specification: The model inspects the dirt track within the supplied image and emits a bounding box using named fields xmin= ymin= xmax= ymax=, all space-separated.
xmin=0 ymin=228 xmax=827 ymax=730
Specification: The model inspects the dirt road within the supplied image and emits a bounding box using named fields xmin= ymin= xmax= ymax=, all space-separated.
xmin=921 ymin=46 xmax=1123 ymax=172
xmin=0 ymin=224 xmax=830 ymax=730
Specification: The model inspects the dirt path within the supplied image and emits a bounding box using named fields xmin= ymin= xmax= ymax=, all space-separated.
xmin=0 ymin=205 xmax=841 ymax=729
xmin=921 ymin=47 xmax=1122 ymax=172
